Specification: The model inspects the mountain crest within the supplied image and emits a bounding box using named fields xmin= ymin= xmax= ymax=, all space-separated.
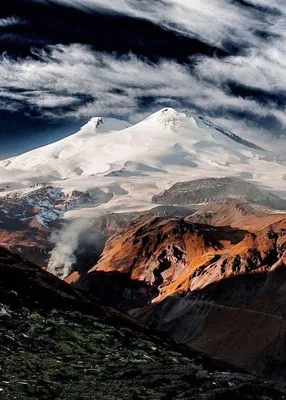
xmin=0 ymin=108 xmax=283 ymax=204
xmin=80 ymin=117 xmax=104 ymax=132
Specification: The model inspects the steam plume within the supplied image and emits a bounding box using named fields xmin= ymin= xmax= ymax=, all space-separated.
xmin=47 ymin=219 xmax=100 ymax=279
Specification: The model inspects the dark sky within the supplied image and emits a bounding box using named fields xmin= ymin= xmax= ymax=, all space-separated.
xmin=0 ymin=0 xmax=285 ymax=158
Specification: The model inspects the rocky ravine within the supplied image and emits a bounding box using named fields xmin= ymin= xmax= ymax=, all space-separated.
xmin=2 ymin=247 xmax=286 ymax=399
xmin=66 ymin=207 xmax=286 ymax=379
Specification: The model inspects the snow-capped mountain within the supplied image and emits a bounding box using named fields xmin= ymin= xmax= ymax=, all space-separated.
xmin=0 ymin=108 xmax=285 ymax=222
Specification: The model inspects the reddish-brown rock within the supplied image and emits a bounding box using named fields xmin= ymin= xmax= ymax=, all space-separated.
xmin=86 ymin=216 xmax=247 ymax=301
xmin=74 ymin=213 xmax=286 ymax=301
xmin=66 ymin=208 xmax=286 ymax=378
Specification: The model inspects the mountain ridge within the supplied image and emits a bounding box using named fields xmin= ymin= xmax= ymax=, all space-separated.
xmin=0 ymin=108 xmax=285 ymax=222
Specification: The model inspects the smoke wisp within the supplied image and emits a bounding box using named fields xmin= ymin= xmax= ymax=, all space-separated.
xmin=47 ymin=219 xmax=106 ymax=279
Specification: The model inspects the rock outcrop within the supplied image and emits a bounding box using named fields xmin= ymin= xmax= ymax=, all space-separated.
xmin=153 ymin=177 xmax=286 ymax=210
xmin=71 ymin=216 xmax=247 ymax=301
xmin=66 ymin=210 xmax=286 ymax=378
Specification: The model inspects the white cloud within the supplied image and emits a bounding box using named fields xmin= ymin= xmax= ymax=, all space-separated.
xmin=195 ymin=40 xmax=286 ymax=92
xmin=1 ymin=0 xmax=286 ymax=151
xmin=41 ymin=0 xmax=264 ymax=49
xmin=0 ymin=44 xmax=284 ymax=134
xmin=0 ymin=17 xmax=25 ymax=27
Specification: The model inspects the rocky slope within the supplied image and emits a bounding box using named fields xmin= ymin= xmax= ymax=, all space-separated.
xmin=188 ymin=199 xmax=286 ymax=231
xmin=153 ymin=177 xmax=286 ymax=210
xmin=0 ymin=177 xmax=195 ymax=267
xmin=66 ymin=209 xmax=286 ymax=378
xmin=67 ymin=216 xmax=243 ymax=301
xmin=69 ymin=213 xmax=286 ymax=299
xmin=0 ymin=184 xmax=113 ymax=228
xmin=0 ymin=175 xmax=284 ymax=271
xmin=0 ymin=184 xmax=114 ymax=267
xmin=3 ymin=247 xmax=286 ymax=399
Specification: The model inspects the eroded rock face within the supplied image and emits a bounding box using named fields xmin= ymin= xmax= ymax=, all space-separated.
xmin=73 ymin=214 xmax=286 ymax=299
xmin=83 ymin=216 xmax=248 ymax=301
xmin=66 ymin=211 xmax=286 ymax=378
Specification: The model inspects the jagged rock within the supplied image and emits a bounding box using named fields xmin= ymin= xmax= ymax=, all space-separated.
xmin=66 ymin=212 xmax=286 ymax=378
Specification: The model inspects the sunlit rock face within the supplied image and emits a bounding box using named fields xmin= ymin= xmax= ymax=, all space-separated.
xmin=64 ymin=208 xmax=286 ymax=379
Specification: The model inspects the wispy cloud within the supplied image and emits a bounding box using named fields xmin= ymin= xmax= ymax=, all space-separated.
xmin=0 ymin=43 xmax=285 ymax=147
xmin=0 ymin=17 xmax=25 ymax=27
xmin=0 ymin=0 xmax=286 ymax=151
xmin=41 ymin=0 xmax=265 ymax=49
xmin=195 ymin=41 xmax=286 ymax=92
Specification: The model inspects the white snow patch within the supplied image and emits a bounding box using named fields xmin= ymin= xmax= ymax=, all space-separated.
xmin=0 ymin=304 xmax=11 ymax=317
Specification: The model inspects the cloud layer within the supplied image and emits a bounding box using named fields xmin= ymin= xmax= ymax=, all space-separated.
xmin=0 ymin=0 xmax=286 ymax=153
xmin=41 ymin=0 xmax=268 ymax=48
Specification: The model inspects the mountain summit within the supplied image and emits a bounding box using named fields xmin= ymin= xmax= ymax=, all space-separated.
xmin=0 ymin=108 xmax=285 ymax=217
xmin=80 ymin=116 xmax=130 ymax=134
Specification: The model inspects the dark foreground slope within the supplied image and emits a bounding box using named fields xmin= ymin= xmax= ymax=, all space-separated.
xmin=1 ymin=247 xmax=286 ymax=399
